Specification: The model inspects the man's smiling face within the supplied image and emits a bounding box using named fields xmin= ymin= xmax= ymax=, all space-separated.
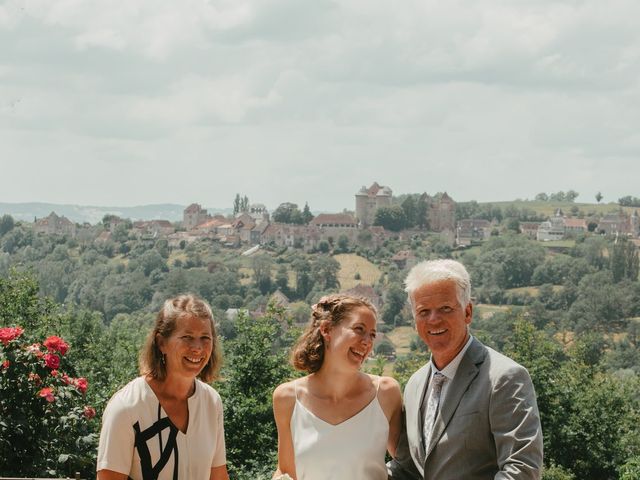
xmin=411 ymin=279 xmax=472 ymax=369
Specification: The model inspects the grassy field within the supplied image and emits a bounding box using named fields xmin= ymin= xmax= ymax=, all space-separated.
xmin=474 ymin=304 xmax=512 ymax=319
xmin=385 ymin=326 xmax=416 ymax=356
xmin=486 ymin=200 xmax=632 ymax=218
xmin=506 ymin=285 xmax=564 ymax=297
xmin=334 ymin=253 xmax=382 ymax=290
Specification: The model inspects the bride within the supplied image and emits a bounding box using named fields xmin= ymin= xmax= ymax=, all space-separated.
xmin=272 ymin=294 xmax=402 ymax=480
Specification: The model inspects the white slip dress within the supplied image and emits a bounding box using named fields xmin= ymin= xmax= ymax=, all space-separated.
xmin=290 ymin=376 xmax=389 ymax=480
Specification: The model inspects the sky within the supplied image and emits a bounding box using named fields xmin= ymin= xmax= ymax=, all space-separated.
xmin=1 ymin=0 xmax=640 ymax=213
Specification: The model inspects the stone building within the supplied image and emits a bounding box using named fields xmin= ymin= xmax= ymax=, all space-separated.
xmin=355 ymin=182 xmax=392 ymax=227
xmin=183 ymin=203 xmax=211 ymax=230
xmin=33 ymin=212 xmax=76 ymax=237
xmin=426 ymin=192 xmax=456 ymax=232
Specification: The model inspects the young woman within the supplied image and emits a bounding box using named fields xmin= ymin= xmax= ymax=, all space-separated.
xmin=97 ymin=294 xmax=229 ymax=480
xmin=273 ymin=294 xmax=402 ymax=480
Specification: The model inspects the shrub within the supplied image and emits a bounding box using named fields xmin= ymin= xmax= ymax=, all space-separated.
xmin=0 ymin=326 xmax=98 ymax=477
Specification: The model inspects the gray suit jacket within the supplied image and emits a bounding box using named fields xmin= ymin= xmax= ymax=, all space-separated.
xmin=389 ymin=337 xmax=543 ymax=479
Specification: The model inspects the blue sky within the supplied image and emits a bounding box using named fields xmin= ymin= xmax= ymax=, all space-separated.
xmin=1 ymin=0 xmax=639 ymax=212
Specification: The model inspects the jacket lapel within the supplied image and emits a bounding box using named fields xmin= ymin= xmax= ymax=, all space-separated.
xmin=425 ymin=338 xmax=486 ymax=458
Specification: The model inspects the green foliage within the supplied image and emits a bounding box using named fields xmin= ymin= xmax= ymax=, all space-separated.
xmin=218 ymin=307 xmax=294 ymax=478
xmin=504 ymin=318 xmax=640 ymax=479
xmin=541 ymin=464 xmax=575 ymax=480
xmin=610 ymin=238 xmax=639 ymax=282
xmin=373 ymin=205 xmax=407 ymax=232
xmin=0 ymin=279 xmax=98 ymax=478
xmin=273 ymin=202 xmax=304 ymax=224
xmin=301 ymin=202 xmax=314 ymax=224
xmin=468 ymin=234 xmax=546 ymax=291
xmin=0 ymin=214 xmax=15 ymax=237
xmin=618 ymin=195 xmax=640 ymax=207
xmin=620 ymin=456 xmax=640 ymax=480
xmin=382 ymin=282 xmax=408 ymax=327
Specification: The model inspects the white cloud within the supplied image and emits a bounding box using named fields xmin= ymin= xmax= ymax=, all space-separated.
xmin=1 ymin=0 xmax=640 ymax=209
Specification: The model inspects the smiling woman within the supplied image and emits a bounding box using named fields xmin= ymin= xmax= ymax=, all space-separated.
xmin=272 ymin=294 xmax=403 ymax=480
xmin=96 ymin=294 xmax=230 ymax=480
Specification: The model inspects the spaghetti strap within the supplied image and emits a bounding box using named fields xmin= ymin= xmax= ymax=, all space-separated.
xmin=375 ymin=375 xmax=381 ymax=394
xmin=294 ymin=378 xmax=300 ymax=400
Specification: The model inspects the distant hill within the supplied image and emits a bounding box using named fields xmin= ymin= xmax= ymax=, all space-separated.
xmin=0 ymin=202 xmax=232 ymax=224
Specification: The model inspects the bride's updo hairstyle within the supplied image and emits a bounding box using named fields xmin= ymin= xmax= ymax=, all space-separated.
xmin=291 ymin=294 xmax=376 ymax=373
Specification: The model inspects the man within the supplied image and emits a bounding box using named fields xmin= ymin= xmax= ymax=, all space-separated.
xmin=388 ymin=259 xmax=543 ymax=479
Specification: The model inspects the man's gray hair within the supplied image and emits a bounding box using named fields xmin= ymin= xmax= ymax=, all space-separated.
xmin=404 ymin=259 xmax=471 ymax=309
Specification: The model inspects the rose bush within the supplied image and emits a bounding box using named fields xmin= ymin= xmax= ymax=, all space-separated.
xmin=0 ymin=325 xmax=98 ymax=477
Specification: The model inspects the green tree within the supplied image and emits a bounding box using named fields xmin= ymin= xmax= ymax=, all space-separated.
xmin=311 ymin=255 xmax=340 ymax=290
xmin=0 ymin=214 xmax=15 ymax=237
xmin=273 ymin=202 xmax=304 ymax=224
xmin=610 ymin=238 xmax=639 ymax=282
xmin=565 ymin=190 xmax=579 ymax=202
xmin=595 ymin=191 xmax=603 ymax=203
xmin=401 ymin=196 xmax=418 ymax=228
xmin=252 ymin=254 xmax=274 ymax=295
xmin=415 ymin=194 xmax=429 ymax=229
xmin=373 ymin=205 xmax=407 ymax=232
xmin=292 ymin=257 xmax=314 ymax=300
xmin=218 ymin=307 xmax=294 ymax=478
xmin=301 ymin=202 xmax=314 ymax=224
xmin=335 ymin=235 xmax=350 ymax=254
xmin=233 ymin=193 xmax=241 ymax=216
xmin=382 ymin=282 xmax=408 ymax=327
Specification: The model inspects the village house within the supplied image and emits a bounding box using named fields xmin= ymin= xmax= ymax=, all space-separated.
xmin=132 ymin=220 xmax=175 ymax=238
xmin=390 ymin=250 xmax=417 ymax=269
xmin=597 ymin=212 xmax=633 ymax=236
xmin=33 ymin=212 xmax=77 ymax=237
xmin=456 ymin=219 xmax=492 ymax=246
xmin=519 ymin=222 xmax=541 ymax=239
xmin=341 ymin=284 xmax=383 ymax=311
xmin=427 ymin=192 xmax=457 ymax=232
xmin=563 ymin=217 xmax=588 ymax=236
xmin=537 ymin=210 xmax=566 ymax=241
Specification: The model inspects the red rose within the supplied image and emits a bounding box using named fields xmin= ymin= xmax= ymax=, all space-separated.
xmin=83 ymin=406 xmax=96 ymax=419
xmin=38 ymin=387 xmax=55 ymax=403
xmin=0 ymin=326 xmax=24 ymax=345
xmin=75 ymin=377 xmax=88 ymax=394
xmin=62 ymin=374 xmax=71 ymax=384
xmin=28 ymin=372 xmax=42 ymax=385
xmin=50 ymin=369 xmax=59 ymax=377
xmin=44 ymin=353 xmax=60 ymax=370
xmin=43 ymin=336 xmax=69 ymax=356
xmin=1 ymin=360 xmax=9 ymax=370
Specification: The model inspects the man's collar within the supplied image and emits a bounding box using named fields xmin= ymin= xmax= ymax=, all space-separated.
xmin=430 ymin=335 xmax=474 ymax=380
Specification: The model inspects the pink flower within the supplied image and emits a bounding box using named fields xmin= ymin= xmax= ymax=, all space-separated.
xmin=50 ymin=369 xmax=58 ymax=377
xmin=38 ymin=387 xmax=55 ymax=403
xmin=43 ymin=336 xmax=69 ymax=356
xmin=26 ymin=343 xmax=44 ymax=358
xmin=1 ymin=360 xmax=9 ymax=370
xmin=62 ymin=374 xmax=71 ymax=384
xmin=28 ymin=372 xmax=42 ymax=385
xmin=75 ymin=377 xmax=88 ymax=394
xmin=83 ymin=406 xmax=96 ymax=419
xmin=0 ymin=326 xmax=24 ymax=345
xmin=44 ymin=353 xmax=60 ymax=370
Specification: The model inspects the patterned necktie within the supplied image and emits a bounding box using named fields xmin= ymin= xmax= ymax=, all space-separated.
xmin=423 ymin=372 xmax=446 ymax=452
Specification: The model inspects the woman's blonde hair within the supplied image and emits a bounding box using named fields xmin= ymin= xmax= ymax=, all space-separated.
xmin=139 ymin=294 xmax=221 ymax=383
xmin=290 ymin=294 xmax=376 ymax=373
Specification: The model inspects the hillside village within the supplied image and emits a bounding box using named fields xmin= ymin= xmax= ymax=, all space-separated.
xmin=2 ymin=185 xmax=640 ymax=480
xmin=28 ymin=182 xmax=640 ymax=249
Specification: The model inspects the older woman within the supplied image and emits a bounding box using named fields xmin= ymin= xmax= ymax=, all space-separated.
xmin=97 ymin=294 xmax=229 ymax=480
xmin=272 ymin=294 xmax=402 ymax=480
